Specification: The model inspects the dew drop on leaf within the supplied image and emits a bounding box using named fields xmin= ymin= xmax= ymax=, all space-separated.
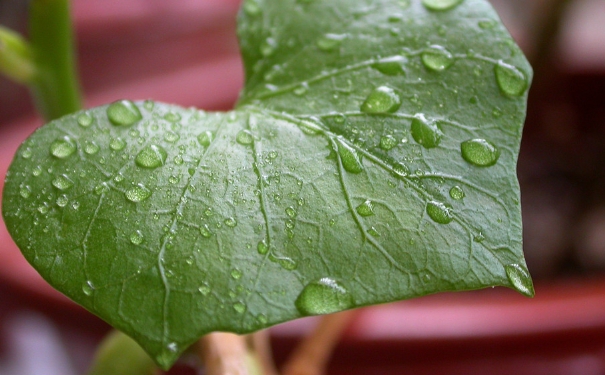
xmin=243 ymin=0 xmax=261 ymax=16
xmin=231 ymin=269 xmax=243 ymax=280
xmin=50 ymin=136 xmax=77 ymax=159
xmin=233 ymin=302 xmax=247 ymax=314
xmin=336 ymin=139 xmax=363 ymax=174
xmin=285 ymin=206 xmax=297 ymax=218
xmin=164 ymin=131 xmax=180 ymax=143
xmin=449 ymin=186 xmax=465 ymax=200
xmin=393 ymin=162 xmax=409 ymax=177
xmin=360 ymin=86 xmax=401 ymax=114
xmin=494 ymin=61 xmax=528 ymax=97
xmin=164 ymin=112 xmax=181 ymax=122
xmin=295 ymin=278 xmax=354 ymax=316
xmin=52 ymin=174 xmax=74 ymax=191
xmin=198 ymin=284 xmax=211 ymax=296
xmin=106 ymin=100 xmax=142 ymax=126
xmin=109 ymin=137 xmax=127 ymax=151
xmin=200 ymin=224 xmax=212 ymax=238
xmin=94 ymin=182 xmax=110 ymax=195
xmin=372 ymin=56 xmax=407 ymax=76
xmin=257 ymin=240 xmax=269 ymax=255
xmin=20 ymin=148 xmax=32 ymax=159
xmin=356 ymin=200 xmax=375 ymax=217
xmin=84 ymin=141 xmax=100 ymax=155
xmin=224 ymin=217 xmax=238 ymax=227
xmin=125 ymin=183 xmax=152 ymax=203
xmin=460 ymin=139 xmax=500 ymax=167
xmin=77 ymin=112 xmax=93 ymax=127
xmin=421 ymin=45 xmax=454 ymax=72
xmin=19 ymin=185 xmax=31 ymax=199
xmin=135 ymin=145 xmax=168 ymax=169
xmin=82 ymin=280 xmax=94 ymax=296
xmin=504 ymin=264 xmax=534 ymax=297
xmin=236 ymin=130 xmax=255 ymax=145
xmin=379 ymin=135 xmax=398 ymax=150
xmin=56 ymin=194 xmax=69 ymax=207
xmin=316 ymin=33 xmax=345 ymax=51
xmin=130 ymin=230 xmax=144 ymax=245
xmin=426 ymin=201 xmax=454 ymax=224
xmin=421 ymin=0 xmax=464 ymax=11
xmin=411 ymin=114 xmax=443 ymax=148
xmin=197 ymin=131 xmax=214 ymax=147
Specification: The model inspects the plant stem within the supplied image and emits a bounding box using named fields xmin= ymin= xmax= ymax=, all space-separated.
xmin=29 ymin=0 xmax=82 ymax=121
xmin=282 ymin=310 xmax=357 ymax=375
xmin=198 ymin=333 xmax=252 ymax=375
xmin=87 ymin=330 xmax=159 ymax=375
xmin=249 ymin=331 xmax=279 ymax=375
xmin=0 ymin=26 xmax=35 ymax=84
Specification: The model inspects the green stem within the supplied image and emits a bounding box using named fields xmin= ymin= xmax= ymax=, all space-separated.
xmin=87 ymin=330 xmax=159 ymax=375
xmin=0 ymin=26 xmax=36 ymax=83
xmin=29 ymin=0 xmax=82 ymax=121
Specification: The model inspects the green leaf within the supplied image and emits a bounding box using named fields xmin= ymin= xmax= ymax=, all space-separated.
xmin=2 ymin=0 xmax=533 ymax=370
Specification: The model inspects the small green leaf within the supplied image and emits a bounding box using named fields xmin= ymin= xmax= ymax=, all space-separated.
xmin=2 ymin=0 xmax=532 ymax=369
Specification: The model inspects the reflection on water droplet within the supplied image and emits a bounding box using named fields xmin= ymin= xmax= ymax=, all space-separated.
xmin=225 ymin=217 xmax=237 ymax=227
xmin=135 ymin=145 xmax=167 ymax=169
xmin=200 ymin=224 xmax=212 ymax=238
xmin=164 ymin=131 xmax=180 ymax=143
xmin=233 ymin=302 xmax=247 ymax=314
xmin=426 ymin=201 xmax=453 ymax=224
xmin=449 ymin=186 xmax=465 ymax=200
xmin=130 ymin=230 xmax=144 ymax=245
xmin=84 ymin=141 xmax=100 ymax=155
xmin=236 ymin=130 xmax=254 ymax=145
xmin=380 ymin=135 xmax=397 ymax=151
xmin=372 ymin=56 xmax=407 ymax=76
xmin=82 ymin=280 xmax=94 ymax=296
xmin=106 ymin=100 xmax=142 ymax=126
xmin=198 ymin=131 xmax=214 ymax=147
xmin=337 ymin=139 xmax=363 ymax=174
xmin=56 ymin=194 xmax=69 ymax=207
xmin=505 ymin=263 xmax=534 ymax=297
xmin=411 ymin=114 xmax=442 ymax=148
xmin=494 ymin=61 xmax=528 ymax=97
xmin=20 ymin=185 xmax=32 ymax=198
xmin=52 ymin=174 xmax=74 ymax=190
xmin=317 ymin=34 xmax=345 ymax=51
xmin=257 ymin=240 xmax=269 ymax=255
xmin=393 ymin=162 xmax=409 ymax=177
xmin=460 ymin=139 xmax=500 ymax=167
xmin=422 ymin=46 xmax=453 ymax=73
xmin=295 ymin=278 xmax=354 ymax=316
xmin=125 ymin=184 xmax=152 ymax=202
xmin=21 ymin=148 xmax=32 ymax=159
xmin=109 ymin=137 xmax=127 ymax=151
xmin=285 ymin=206 xmax=297 ymax=218
xmin=50 ymin=136 xmax=77 ymax=159
xmin=360 ymin=86 xmax=401 ymax=114
xmin=77 ymin=113 xmax=93 ymax=127
xmin=231 ymin=269 xmax=242 ymax=280
xmin=422 ymin=0 xmax=464 ymax=11
xmin=356 ymin=200 xmax=375 ymax=217
xmin=367 ymin=227 xmax=380 ymax=237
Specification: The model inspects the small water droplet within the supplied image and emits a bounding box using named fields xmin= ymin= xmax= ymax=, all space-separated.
xmin=295 ymin=278 xmax=354 ymax=316
xmin=144 ymin=100 xmax=155 ymax=110
xmin=130 ymin=230 xmax=144 ymax=245
xmin=231 ymin=269 xmax=242 ymax=280
xmin=109 ymin=137 xmax=127 ymax=151
xmin=167 ymin=343 xmax=178 ymax=352
xmin=337 ymin=139 xmax=363 ymax=174
xmin=52 ymin=174 xmax=74 ymax=190
xmin=164 ymin=131 xmax=180 ymax=143
xmin=56 ymin=194 xmax=69 ymax=207
xmin=233 ymin=302 xmax=247 ymax=314
xmin=460 ymin=139 xmax=500 ymax=167
xmin=21 ymin=148 xmax=32 ymax=159
xmin=236 ymin=130 xmax=254 ymax=145
xmin=276 ymin=257 xmax=297 ymax=270
xmin=285 ymin=219 xmax=295 ymax=229
xmin=474 ymin=232 xmax=485 ymax=242
xmin=82 ymin=280 xmax=94 ymax=296
xmin=135 ymin=145 xmax=168 ymax=169
xmin=84 ymin=141 xmax=100 ymax=155
xmin=294 ymin=83 xmax=309 ymax=96
xmin=360 ymin=86 xmax=402 ymax=114
xmin=449 ymin=186 xmax=465 ymax=200
xmin=164 ymin=112 xmax=181 ymax=122
xmin=257 ymin=314 xmax=268 ymax=324
xmin=422 ymin=0 xmax=464 ymax=11
xmin=174 ymin=155 xmax=184 ymax=165
xmin=329 ymin=219 xmax=336 ymax=226
xmin=261 ymin=37 xmax=277 ymax=57
xmin=268 ymin=151 xmax=278 ymax=159
xmin=367 ymin=227 xmax=380 ymax=237
xmin=421 ymin=45 xmax=454 ymax=72
xmin=317 ymin=34 xmax=345 ymax=51
xmin=478 ymin=19 xmax=496 ymax=29
xmin=411 ymin=114 xmax=442 ymax=148
xmin=380 ymin=135 xmax=397 ymax=151
xmin=50 ymin=136 xmax=77 ymax=159
xmin=426 ymin=201 xmax=453 ymax=224
xmin=356 ymin=200 xmax=375 ymax=217
xmin=199 ymin=283 xmax=211 ymax=295
xmin=125 ymin=183 xmax=152 ymax=202
xmin=106 ymin=100 xmax=142 ymax=126
xmin=19 ymin=185 xmax=32 ymax=198
xmin=200 ymin=224 xmax=213 ymax=238
xmin=505 ymin=263 xmax=534 ymax=297
xmin=32 ymin=166 xmax=42 ymax=177
xmin=77 ymin=113 xmax=93 ymax=127
xmin=393 ymin=162 xmax=409 ymax=177
xmin=243 ymin=0 xmax=261 ymax=15
xmin=198 ymin=131 xmax=214 ymax=147
xmin=169 ymin=175 xmax=180 ymax=184
xmin=372 ymin=56 xmax=407 ymax=76
xmin=494 ymin=61 xmax=528 ymax=97
xmin=257 ymin=240 xmax=269 ymax=255
xmin=285 ymin=206 xmax=297 ymax=218
xmin=225 ymin=217 xmax=237 ymax=227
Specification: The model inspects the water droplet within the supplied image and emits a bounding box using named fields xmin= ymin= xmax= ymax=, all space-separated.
xmin=135 ymin=145 xmax=168 ymax=169
xmin=236 ymin=130 xmax=254 ymax=145
xmin=317 ymin=34 xmax=345 ymax=51
xmin=19 ymin=185 xmax=32 ymax=198
xmin=285 ymin=206 xmax=297 ymax=218
xmin=393 ymin=162 xmax=409 ymax=177
xmin=77 ymin=113 xmax=93 ymax=127
xmin=337 ymin=139 xmax=363 ymax=174
xmin=164 ymin=112 xmax=181 ymax=122
xmin=449 ymin=186 xmax=465 ymax=200
xmin=243 ymin=0 xmax=261 ymax=15
xmin=52 ymin=174 xmax=74 ymax=190
xmin=130 ymin=230 xmax=144 ymax=245
xmin=233 ymin=302 xmax=247 ymax=314
xmin=422 ymin=0 xmax=464 ymax=11
xmin=144 ymin=100 xmax=155 ymax=110
xmin=50 ymin=136 xmax=77 ymax=159
xmin=109 ymin=137 xmax=127 ymax=151
xmin=460 ymin=139 xmax=500 ymax=167
xmin=21 ymin=148 xmax=32 ymax=159
xmin=199 ymin=284 xmax=211 ymax=296
xmin=225 ymin=217 xmax=237 ymax=227
xmin=478 ymin=20 xmax=496 ymax=29
xmin=356 ymin=200 xmax=375 ymax=217
xmin=257 ymin=240 xmax=269 ymax=255
xmin=261 ymin=37 xmax=277 ymax=57
xmin=494 ymin=61 xmax=528 ymax=97
xmin=268 ymin=151 xmax=278 ymax=159
xmin=411 ymin=114 xmax=442 ymax=148
xmin=257 ymin=314 xmax=268 ymax=325
xmin=360 ymin=86 xmax=401 ymax=114
xmin=276 ymin=257 xmax=297 ymax=270
xmin=421 ymin=45 xmax=454 ymax=71
xmin=106 ymin=100 xmax=142 ymax=126
xmin=174 ymin=155 xmax=184 ymax=165
xmin=231 ymin=269 xmax=242 ymax=280
xmin=164 ymin=131 xmax=180 ymax=143
xmin=168 ymin=176 xmax=180 ymax=184
xmin=200 ymin=224 xmax=212 ymax=238
xmin=367 ymin=227 xmax=380 ymax=237
xmin=380 ymin=135 xmax=397 ymax=151
xmin=94 ymin=182 xmax=109 ymax=195
xmin=198 ymin=131 xmax=214 ymax=147
xmin=295 ymin=278 xmax=354 ymax=316
xmin=372 ymin=56 xmax=407 ymax=76
xmin=125 ymin=183 xmax=152 ymax=203
xmin=285 ymin=219 xmax=295 ymax=229
xmin=294 ymin=83 xmax=309 ymax=96
xmin=56 ymin=194 xmax=69 ymax=207
xmin=426 ymin=201 xmax=454 ymax=224
xmin=84 ymin=141 xmax=100 ymax=155
xmin=167 ymin=343 xmax=178 ymax=352
xmin=82 ymin=280 xmax=94 ymax=296
xmin=505 ymin=264 xmax=534 ymax=297
xmin=474 ymin=232 xmax=485 ymax=242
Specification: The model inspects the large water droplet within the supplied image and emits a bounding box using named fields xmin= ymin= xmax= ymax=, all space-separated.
xmin=82 ymin=280 xmax=94 ymax=296
xmin=449 ymin=186 xmax=465 ymax=200
xmin=125 ymin=184 xmax=152 ymax=202
xmin=460 ymin=139 xmax=500 ymax=167
xmin=494 ymin=61 xmax=528 ymax=97
xmin=56 ymin=195 xmax=69 ymax=207
xmin=295 ymin=278 xmax=354 ymax=316
xmin=197 ymin=131 xmax=214 ymax=147
xmin=421 ymin=45 xmax=454 ymax=72
xmin=52 ymin=174 xmax=74 ymax=190
xmin=106 ymin=100 xmax=142 ymax=126
xmin=380 ymin=135 xmax=398 ymax=151
xmin=426 ymin=201 xmax=453 ymax=224
xmin=135 ymin=145 xmax=168 ymax=169
xmin=505 ymin=264 xmax=534 ymax=297
xmin=84 ymin=141 xmax=100 ymax=155
xmin=360 ymin=86 xmax=401 ymax=114
xmin=337 ymin=140 xmax=363 ymax=174
xmin=411 ymin=114 xmax=443 ymax=148
xmin=19 ymin=185 xmax=32 ymax=199
xmin=50 ymin=136 xmax=77 ymax=159
xmin=356 ymin=200 xmax=375 ymax=217
xmin=200 ymin=224 xmax=213 ymax=238
xmin=372 ymin=56 xmax=407 ymax=76
xmin=109 ymin=137 xmax=127 ymax=151
xmin=317 ymin=34 xmax=345 ymax=51
xmin=422 ymin=0 xmax=464 ymax=11
xmin=130 ymin=230 xmax=144 ymax=245
xmin=236 ymin=130 xmax=254 ymax=145
xmin=77 ymin=112 xmax=93 ymax=127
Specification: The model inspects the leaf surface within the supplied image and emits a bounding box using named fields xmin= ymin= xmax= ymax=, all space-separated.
xmin=2 ymin=0 xmax=532 ymax=369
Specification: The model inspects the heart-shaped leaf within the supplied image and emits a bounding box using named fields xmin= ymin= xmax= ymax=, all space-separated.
xmin=2 ymin=0 xmax=532 ymax=369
